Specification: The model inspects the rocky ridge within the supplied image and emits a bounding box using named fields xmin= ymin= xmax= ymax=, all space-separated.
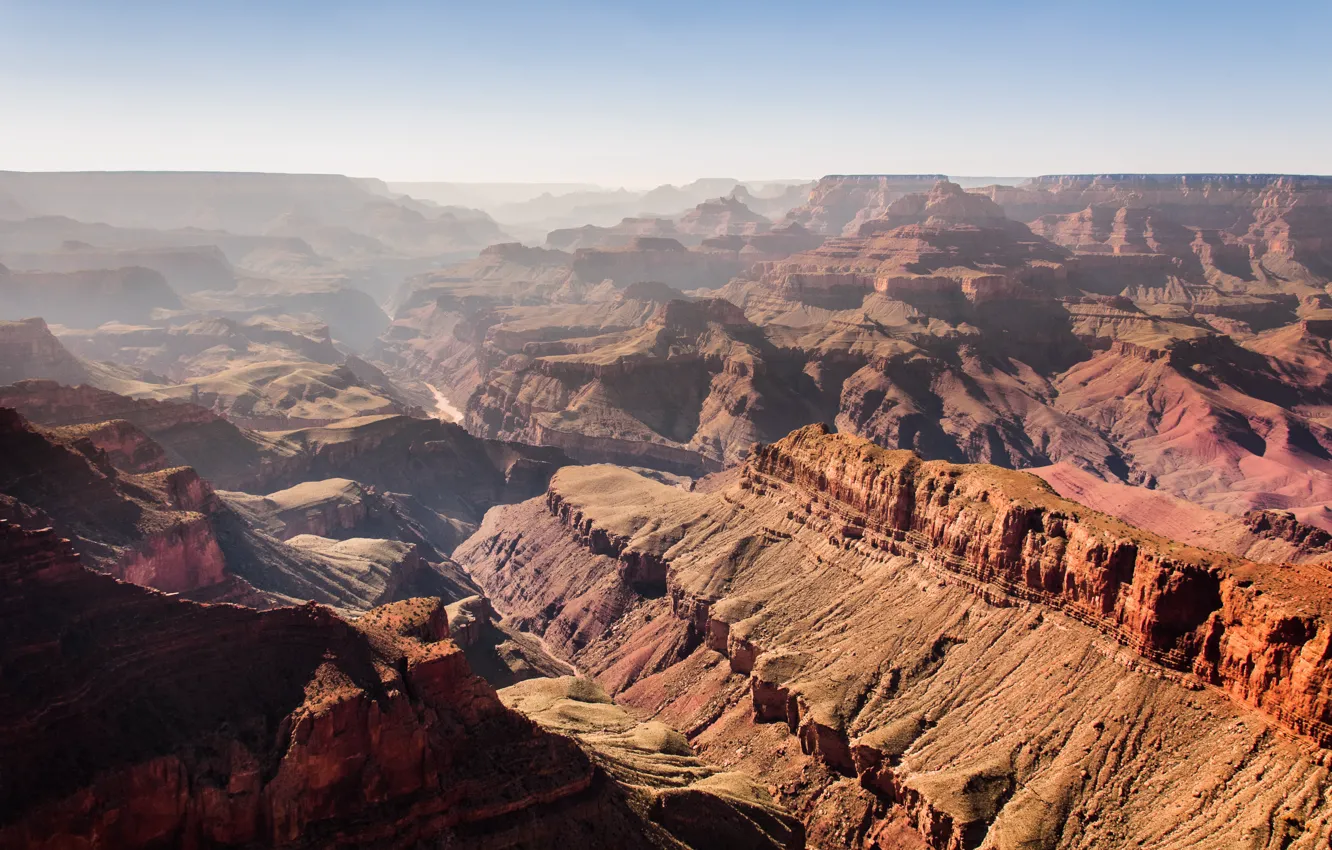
xmin=0 ymin=519 xmax=798 ymax=848
xmin=455 ymin=425 xmax=1332 ymax=849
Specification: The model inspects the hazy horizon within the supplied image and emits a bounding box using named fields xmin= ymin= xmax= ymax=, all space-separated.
xmin=4 ymin=0 xmax=1331 ymax=185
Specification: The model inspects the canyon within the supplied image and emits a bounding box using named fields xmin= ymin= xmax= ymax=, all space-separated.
xmin=377 ymin=175 xmax=1332 ymax=532
xmin=5 ymin=169 xmax=1332 ymax=848
xmin=0 ymin=519 xmax=800 ymax=848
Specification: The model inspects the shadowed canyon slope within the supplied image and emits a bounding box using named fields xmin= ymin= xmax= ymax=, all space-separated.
xmin=0 ymin=520 xmax=801 ymax=848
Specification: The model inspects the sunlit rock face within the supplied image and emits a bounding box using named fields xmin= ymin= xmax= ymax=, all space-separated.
xmin=455 ymin=425 xmax=1332 ymax=849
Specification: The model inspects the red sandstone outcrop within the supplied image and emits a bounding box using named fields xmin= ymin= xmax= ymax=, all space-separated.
xmin=1244 ymin=509 xmax=1332 ymax=555
xmin=45 ymin=417 xmax=170 ymax=473
xmin=0 ymin=407 xmax=231 ymax=594
xmin=746 ymin=425 xmax=1332 ymax=742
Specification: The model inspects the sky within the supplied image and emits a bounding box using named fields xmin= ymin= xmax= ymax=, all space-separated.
xmin=1 ymin=0 xmax=1330 ymax=186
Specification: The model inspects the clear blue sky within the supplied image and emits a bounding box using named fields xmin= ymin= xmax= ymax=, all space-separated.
xmin=2 ymin=0 xmax=1329 ymax=185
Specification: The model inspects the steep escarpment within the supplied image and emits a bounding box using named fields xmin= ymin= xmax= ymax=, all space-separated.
xmin=0 ymin=264 xmax=181 ymax=326
xmin=0 ymin=522 xmax=775 ymax=849
xmin=0 ymin=318 xmax=134 ymax=390
xmin=0 ymin=407 xmax=230 ymax=593
xmin=456 ymin=427 xmax=1332 ymax=849
xmin=745 ymin=426 xmax=1332 ymax=739
xmin=0 ymin=243 xmax=237 ymax=293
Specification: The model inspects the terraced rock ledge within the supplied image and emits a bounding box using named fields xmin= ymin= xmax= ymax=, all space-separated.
xmin=456 ymin=424 xmax=1332 ymax=849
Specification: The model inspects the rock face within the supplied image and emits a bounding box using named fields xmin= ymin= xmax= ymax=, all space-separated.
xmin=455 ymin=425 xmax=1332 ymax=849
xmin=0 ymin=522 xmax=773 ymax=849
xmin=0 ymin=379 xmax=300 ymax=490
xmin=374 ymin=225 xmax=824 ymax=424
xmin=0 ymin=244 xmax=236 ymax=293
xmin=0 ymin=319 xmax=101 ymax=388
xmin=0 ymin=265 xmax=181 ymax=326
xmin=465 ymin=298 xmax=823 ymax=472
xmin=783 ymin=175 xmax=951 ymax=235
xmin=42 ymin=417 xmax=171 ymax=474
xmin=676 ymin=196 xmax=774 ymax=238
xmin=0 ymin=407 xmax=230 ymax=594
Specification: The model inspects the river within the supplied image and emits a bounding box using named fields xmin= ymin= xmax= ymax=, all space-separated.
xmin=425 ymin=383 xmax=464 ymax=422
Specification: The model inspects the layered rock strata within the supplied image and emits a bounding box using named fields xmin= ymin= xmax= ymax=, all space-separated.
xmin=456 ymin=425 xmax=1332 ymax=849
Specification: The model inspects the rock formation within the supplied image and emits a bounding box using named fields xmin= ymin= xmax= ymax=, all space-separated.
xmin=783 ymin=175 xmax=952 ymax=235
xmin=676 ymin=196 xmax=774 ymax=238
xmin=0 ymin=520 xmax=794 ymax=848
xmin=374 ymin=176 xmax=1332 ymax=530
xmin=0 ymin=379 xmax=301 ymax=490
xmin=0 ymin=265 xmax=181 ymax=326
xmin=0 ymin=318 xmax=126 ymax=389
xmin=455 ymin=426 xmax=1332 ymax=848
xmin=0 ymin=244 xmax=236 ymax=293
xmin=0 ymin=407 xmax=231 ymax=594
xmin=465 ymin=297 xmax=824 ymax=472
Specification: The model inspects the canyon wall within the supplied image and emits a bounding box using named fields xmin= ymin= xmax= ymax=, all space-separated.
xmin=456 ymin=426 xmax=1332 ymax=849
xmin=0 ymin=519 xmax=798 ymax=848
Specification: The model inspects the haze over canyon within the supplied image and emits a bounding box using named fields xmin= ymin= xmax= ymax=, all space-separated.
xmin=2 ymin=165 xmax=1332 ymax=850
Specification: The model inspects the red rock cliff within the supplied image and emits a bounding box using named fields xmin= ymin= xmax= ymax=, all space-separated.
xmin=747 ymin=424 xmax=1332 ymax=746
